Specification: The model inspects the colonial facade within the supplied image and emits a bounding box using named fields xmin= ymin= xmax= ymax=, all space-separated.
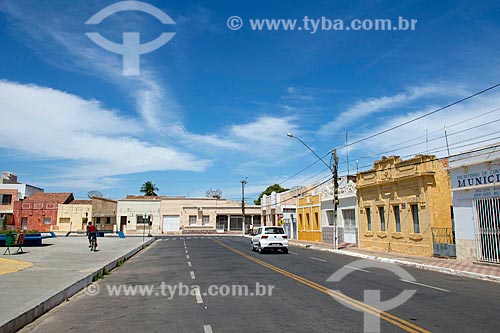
xmin=116 ymin=196 xmax=159 ymax=234
xmin=14 ymin=192 xmax=74 ymax=232
xmin=357 ymin=155 xmax=453 ymax=257
xmin=318 ymin=176 xmax=358 ymax=246
xmin=297 ymin=193 xmax=322 ymax=242
xmin=449 ymin=144 xmax=500 ymax=263
xmin=55 ymin=200 xmax=92 ymax=233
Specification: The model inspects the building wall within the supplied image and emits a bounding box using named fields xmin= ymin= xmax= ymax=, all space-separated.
xmin=56 ymin=204 xmax=92 ymax=233
xmin=449 ymin=152 xmax=500 ymax=262
xmin=357 ymin=155 xmax=452 ymax=257
xmin=160 ymin=198 xmax=261 ymax=233
xmin=297 ymin=194 xmax=322 ymax=242
xmin=13 ymin=201 xmax=59 ymax=232
xmin=0 ymin=189 xmax=18 ymax=226
xmin=0 ymin=184 xmax=43 ymax=200
xmin=117 ymin=199 xmax=161 ymax=234
xmin=92 ymin=197 xmax=118 ymax=232
xmin=261 ymin=188 xmax=302 ymax=228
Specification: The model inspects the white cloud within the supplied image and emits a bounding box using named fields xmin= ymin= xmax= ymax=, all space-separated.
xmin=283 ymin=86 xmax=314 ymax=101
xmin=0 ymin=81 xmax=210 ymax=179
xmin=345 ymin=91 xmax=500 ymax=172
xmin=319 ymin=83 xmax=469 ymax=135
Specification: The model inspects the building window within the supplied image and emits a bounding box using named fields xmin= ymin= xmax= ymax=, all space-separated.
xmin=189 ymin=215 xmax=197 ymax=225
xmin=366 ymin=207 xmax=371 ymax=231
xmin=136 ymin=215 xmax=149 ymax=224
xmin=21 ymin=217 xmax=28 ymax=230
xmin=411 ymin=205 xmax=420 ymax=233
xmin=379 ymin=206 xmax=386 ymax=232
xmin=95 ymin=217 xmax=101 ymax=225
xmin=202 ymin=215 xmax=210 ymax=225
xmin=106 ymin=217 xmax=111 ymax=224
xmin=394 ymin=205 xmax=401 ymax=232
xmin=59 ymin=218 xmax=70 ymax=223
xmin=1 ymin=194 xmax=12 ymax=205
xmin=43 ymin=217 xmax=52 ymax=225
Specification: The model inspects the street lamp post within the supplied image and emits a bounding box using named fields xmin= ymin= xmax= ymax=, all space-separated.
xmin=241 ymin=177 xmax=248 ymax=234
xmin=142 ymin=213 xmax=147 ymax=242
xmin=287 ymin=133 xmax=339 ymax=250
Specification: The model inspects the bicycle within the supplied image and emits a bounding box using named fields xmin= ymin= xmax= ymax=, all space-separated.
xmin=90 ymin=233 xmax=98 ymax=252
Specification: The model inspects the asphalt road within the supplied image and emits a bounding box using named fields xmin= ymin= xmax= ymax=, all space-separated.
xmin=21 ymin=236 xmax=500 ymax=333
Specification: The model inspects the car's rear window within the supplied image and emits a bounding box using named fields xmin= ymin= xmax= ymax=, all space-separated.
xmin=265 ymin=227 xmax=285 ymax=234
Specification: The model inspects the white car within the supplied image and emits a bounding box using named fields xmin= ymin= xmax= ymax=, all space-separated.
xmin=251 ymin=226 xmax=289 ymax=254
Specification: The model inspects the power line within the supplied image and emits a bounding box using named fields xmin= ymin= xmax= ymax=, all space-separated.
xmin=330 ymin=83 xmax=500 ymax=152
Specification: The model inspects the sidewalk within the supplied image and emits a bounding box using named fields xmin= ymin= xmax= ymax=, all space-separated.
xmin=287 ymin=239 xmax=500 ymax=283
xmin=0 ymin=236 xmax=155 ymax=333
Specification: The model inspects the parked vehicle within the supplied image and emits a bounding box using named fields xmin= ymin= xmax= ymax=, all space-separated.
xmin=251 ymin=226 xmax=288 ymax=254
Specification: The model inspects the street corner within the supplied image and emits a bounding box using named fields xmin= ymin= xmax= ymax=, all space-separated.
xmin=0 ymin=257 xmax=33 ymax=275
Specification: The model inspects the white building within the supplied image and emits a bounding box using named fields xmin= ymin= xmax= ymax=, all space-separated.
xmin=317 ymin=176 xmax=358 ymax=246
xmin=449 ymin=144 xmax=500 ymax=263
xmin=261 ymin=187 xmax=309 ymax=239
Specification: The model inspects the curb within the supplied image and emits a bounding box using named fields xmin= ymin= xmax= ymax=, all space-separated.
xmin=0 ymin=238 xmax=155 ymax=333
xmin=287 ymin=241 xmax=500 ymax=284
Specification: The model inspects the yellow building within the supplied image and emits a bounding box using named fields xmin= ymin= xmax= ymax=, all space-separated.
xmin=56 ymin=200 xmax=92 ymax=234
xmin=297 ymin=194 xmax=322 ymax=242
xmin=357 ymin=155 xmax=453 ymax=257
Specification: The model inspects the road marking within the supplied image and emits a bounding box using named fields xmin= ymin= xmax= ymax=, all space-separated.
xmin=195 ymin=287 xmax=203 ymax=303
xmin=190 ymin=271 xmax=196 ymax=279
xmin=203 ymin=325 xmax=212 ymax=332
xmin=186 ymin=255 xmax=190 ymax=259
xmin=310 ymin=257 xmax=327 ymax=262
xmin=213 ymin=239 xmax=430 ymax=333
xmin=185 ymin=250 xmax=188 ymax=254
xmin=345 ymin=265 xmax=371 ymax=273
xmin=289 ymin=251 xmax=299 ymax=255
xmin=188 ymin=261 xmax=192 ymax=267
xmin=400 ymin=279 xmax=450 ymax=292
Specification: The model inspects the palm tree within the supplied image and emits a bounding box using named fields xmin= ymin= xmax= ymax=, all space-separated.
xmin=140 ymin=181 xmax=159 ymax=196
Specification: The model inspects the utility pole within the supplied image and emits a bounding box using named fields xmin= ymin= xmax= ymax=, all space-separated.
xmin=241 ymin=177 xmax=248 ymax=234
xmin=346 ymin=131 xmax=349 ymax=175
xmin=332 ymin=149 xmax=339 ymax=250
xmin=444 ymin=126 xmax=451 ymax=156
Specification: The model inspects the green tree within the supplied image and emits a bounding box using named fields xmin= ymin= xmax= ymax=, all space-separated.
xmin=140 ymin=181 xmax=159 ymax=196
xmin=254 ymin=183 xmax=289 ymax=205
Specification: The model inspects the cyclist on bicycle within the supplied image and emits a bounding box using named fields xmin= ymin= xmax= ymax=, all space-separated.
xmin=86 ymin=222 xmax=98 ymax=249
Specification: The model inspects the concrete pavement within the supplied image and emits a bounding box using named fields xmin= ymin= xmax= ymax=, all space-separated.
xmin=0 ymin=236 xmax=154 ymax=333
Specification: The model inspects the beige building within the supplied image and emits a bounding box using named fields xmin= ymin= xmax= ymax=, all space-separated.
xmin=92 ymin=197 xmax=118 ymax=232
xmin=56 ymin=200 xmax=92 ymax=233
xmin=160 ymin=197 xmax=261 ymax=235
xmin=117 ymin=196 xmax=162 ymax=235
xmin=261 ymin=187 xmax=306 ymax=239
xmin=357 ymin=155 xmax=453 ymax=257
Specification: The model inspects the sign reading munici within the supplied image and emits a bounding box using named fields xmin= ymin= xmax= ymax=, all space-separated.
xmin=455 ymin=168 xmax=500 ymax=188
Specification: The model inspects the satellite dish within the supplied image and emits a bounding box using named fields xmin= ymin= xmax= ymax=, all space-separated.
xmin=87 ymin=191 xmax=103 ymax=199
xmin=206 ymin=189 xmax=222 ymax=199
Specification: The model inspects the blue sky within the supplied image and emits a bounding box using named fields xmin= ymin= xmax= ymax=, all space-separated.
xmin=1 ymin=0 xmax=500 ymax=201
